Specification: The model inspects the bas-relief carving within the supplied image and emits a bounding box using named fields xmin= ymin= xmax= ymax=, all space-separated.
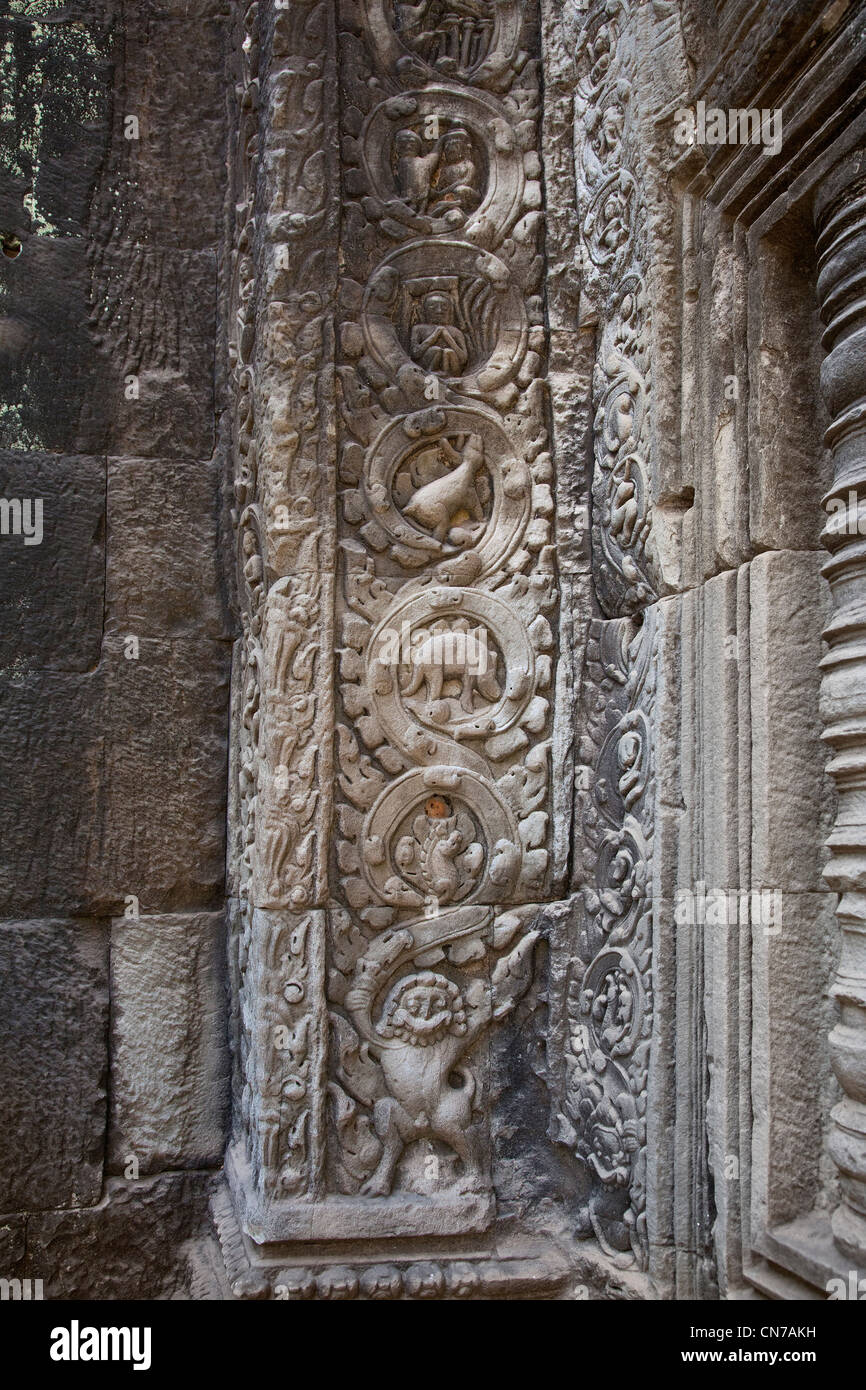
xmin=572 ymin=0 xmax=657 ymax=618
xmin=558 ymin=613 xmax=655 ymax=1269
xmin=240 ymin=909 xmax=327 ymax=1198
xmin=356 ymin=86 xmax=533 ymax=244
xmin=228 ymin=0 xmax=338 ymax=1205
xmin=544 ymin=0 xmax=657 ymax=1271
xmin=360 ymin=0 xmax=527 ymax=89
xmin=224 ymin=0 xmax=657 ymax=1283
xmin=225 ymin=0 xmax=561 ymax=1243
xmin=231 ymin=0 xmax=335 ymax=922
xmin=330 ymin=0 xmax=552 ymax=1210
xmin=214 ymin=0 xmax=866 ymax=1300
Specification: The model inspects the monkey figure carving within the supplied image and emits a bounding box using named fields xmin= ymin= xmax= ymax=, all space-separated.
xmin=343 ymin=928 xmax=538 ymax=1197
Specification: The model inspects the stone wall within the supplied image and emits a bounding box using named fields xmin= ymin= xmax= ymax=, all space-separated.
xmin=0 ymin=0 xmax=235 ymax=1298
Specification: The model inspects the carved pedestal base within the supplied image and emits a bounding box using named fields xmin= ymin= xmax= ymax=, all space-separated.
xmin=749 ymin=1211 xmax=865 ymax=1300
xmin=225 ymin=1141 xmax=493 ymax=1242
xmin=210 ymin=1183 xmax=572 ymax=1301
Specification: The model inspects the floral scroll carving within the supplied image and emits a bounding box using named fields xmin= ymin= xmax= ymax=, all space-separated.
xmin=228 ymin=0 xmax=338 ymax=1204
xmin=573 ymin=0 xmax=657 ymax=617
xmin=558 ymin=614 xmax=655 ymax=1269
xmin=224 ymin=0 xmax=656 ymax=1285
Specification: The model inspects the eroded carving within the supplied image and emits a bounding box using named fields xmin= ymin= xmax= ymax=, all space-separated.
xmin=557 ymin=614 xmax=655 ymax=1269
xmin=360 ymin=240 xmax=529 ymax=398
xmin=360 ymin=0 xmax=525 ymax=87
xmin=227 ymin=0 xmax=557 ymax=1245
xmin=573 ymin=3 xmax=657 ymax=615
xmin=357 ymin=405 xmax=531 ymax=571
xmin=360 ymin=88 xmax=526 ymax=241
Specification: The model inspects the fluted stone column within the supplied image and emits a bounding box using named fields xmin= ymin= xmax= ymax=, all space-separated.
xmin=816 ymin=148 xmax=866 ymax=1264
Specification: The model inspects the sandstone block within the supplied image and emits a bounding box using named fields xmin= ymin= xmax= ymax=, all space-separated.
xmin=109 ymin=911 xmax=229 ymax=1173
xmin=0 ymin=920 xmax=108 ymax=1211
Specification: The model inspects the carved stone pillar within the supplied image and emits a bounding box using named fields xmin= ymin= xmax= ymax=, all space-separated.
xmin=815 ymin=148 xmax=866 ymax=1265
xmin=217 ymin=0 xmax=571 ymax=1299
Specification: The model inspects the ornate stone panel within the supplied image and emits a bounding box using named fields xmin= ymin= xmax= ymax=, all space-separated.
xmin=815 ymin=149 xmax=866 ymax=1266
xmin=570 ymin=0 xmax=658 ymax=618
xmin=226 ymin=0 xmax=340 ymax=1221
xmin=221 ymin=0 xmax=573 ymax=1292
xmin=535 ymin=0 xmax=661 ymax=1276
xmin=330 ymin=0 xmax=553 ymax=1226
xmin=555 ymin=612 xmax=655 ymax=1271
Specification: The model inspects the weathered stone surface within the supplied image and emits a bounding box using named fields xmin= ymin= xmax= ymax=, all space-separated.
xmin=86 ymin=246 xmax=219 ymax=460
xmin=0 ymin=15 xmax=113 ymax=242
xmin=95 ymin=635 xmax=229 ymax=914
xmin=0 ymin=669 xmax=102 ymax=916
xmin=101 ymin=15 xmax=230 ymax=252
xmin=0 ymin=2 xmax=230 ymax=17
xmin=0 ymin=451 xmax=105 ymax=675
xmin=0 ymin=8 xmax=229 ymax=251
xmin=0 ymin=9 xmax=226 ymax=457
xmin=750 ymin=891 xmax=840 ymax=1233
xmin=3 ymin=0 xmax=866 ymax=1308
xmin=109 ymin=911 xmax=229 ymax=1173
xmin=811 ymin=149 xmax=866 ymax=1267
xmin=749 ymin=549 xmax=832 ymax=893
xmin=106 ymin=455 xmax=230 ymax=642
xmin=0 ymin=1214 xmax=26 ymax=1280
xmin=0 ymin=638 xmax=228 ymax=917
xmin=749 ymin=237 xmax=830 ymax=554
xmin=225 ymin=0 xmax=564 ymax=1276
xmin=0 ymin=235 xmax=107 ymax=455
xmin=0 ymin=236 xmax=217 ymax=458
xmin=0 ymin=920 xmax=108 ymax=1211
xmin=26 ymin=1172 xmax=217 ymax=1300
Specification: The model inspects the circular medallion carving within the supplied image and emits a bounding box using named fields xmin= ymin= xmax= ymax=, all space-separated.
xmin=580 ymin=948 xmax=643 ymax=1059
xmin=363 ymin=405 xmax=530 ymax=571
xmin=368 ymin=586 xmax=536 ymax=753
xmin=583 ymin=170 xmax=637 ymax=270
xmin=361 ymin=240 xmax=528 ymax=396
xmin=361 ymin=765 xmax=523 ymax=905
xmin=362 ymin=88 xmax=524 ymax=241
xmin=360 ymin=0 xmax=524 ymax=85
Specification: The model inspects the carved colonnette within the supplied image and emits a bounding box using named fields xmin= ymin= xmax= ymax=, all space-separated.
xmin=542 ymin=0 xmax=661 ymax=1276
xmin=225 ymin=0 xmax=339 ymax=1227
xmin=557 ymin=612 xmax=655 ymax=1269
xmin=219 ymin=0 xmax=573 ymax=1297
xmin=815 ymin=149 xmax=866 ymax=1267
xmin=570 ymin=0 xmax=659 ymax=619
